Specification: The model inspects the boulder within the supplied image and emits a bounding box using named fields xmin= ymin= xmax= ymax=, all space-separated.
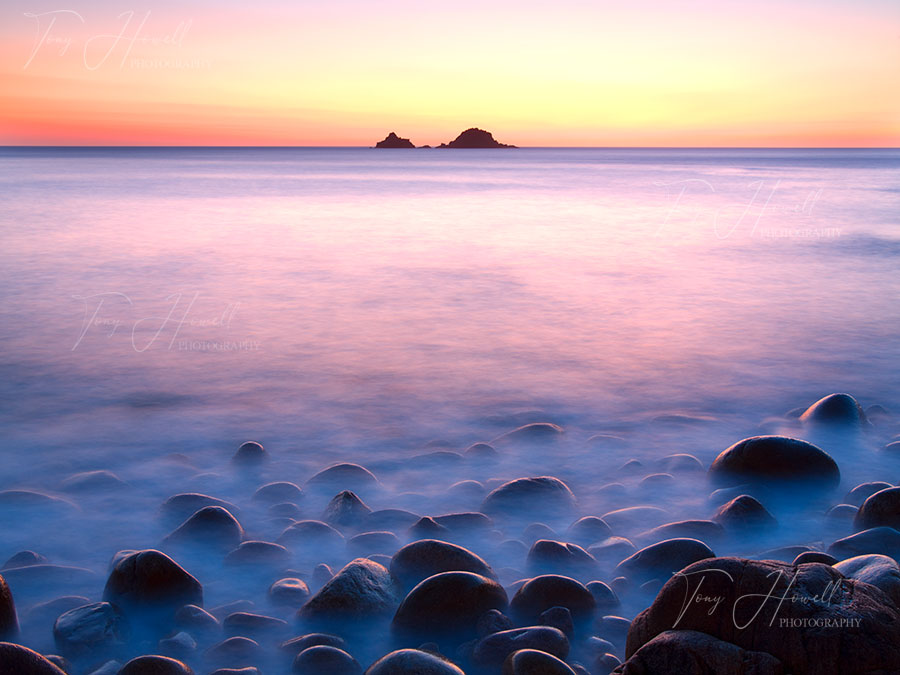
xmin=565 ymin=517 xmax=612 ymax=546
xmin=292 ymin=645 xmax=361 ymax=674
xmin=501 ymin=649 xmax=575 ymax=675
xmin=104 ymin=550 xmax=202 ymax=614
xmin=638 ymin=520 xmax=725 ymax=545
xmin=827 ymin=526 xmax=900 ymax=560
xmin=845 ymin=482 xmax=893 ymax=507
xmin=232 ymin=441 xmax=267 ymax=465
xmin=854 ymin=487 xmax=900 ymax=531
xmin=347 ymin=531 xmax=400 ymax=557
xmin=299 ymin=558 xmax=398 ymax=626
xmin=2 ymin=551 xmax=47 ymax=569
xmin=392 ymin=571 xmax=507 ymax=643
xmin=118 ymin=655 xmax=193 ymax=674
xmin=600 ymin=507 xmax=669 ymax=532
xmin=390 ymin=540 xmax=496 ymax=591
xmin=306 ymin=464 xmax=378 ymax=493
xmin=164 ymin=506 xmax=243 ymax=552
xmin=278 ymin=520 xmax=344 ymax=552
xmin=509 ymin=575 xmax=595 ymax=624
xmin=713 ymin=495 xmax=777 ymax=532
xmin=707 ymin=436 xmax=840 ymax=491
xmin=615 ymin=538 xmax=715 ymax=583
xmin=473 ymin=626 xmax=569 ymax=667
xmin=365 ymin=649 xmax=464 ymax=674
xmin=269 ymin=578 xmax=310 ymax=607
xmin=280 ymin=632 xmax=347 ymax=658
xmin=833 ymin=554 xmax=900 ymax=606
xmin=159 ymin=494 xmax=238 ymax=527
xmin=323 ymin=491 xmax=372 ymax=529
xmin=481 ymin=477 xmax=576 ymax=520
xmin=53 ymin=602 xmax=128 ymax=658
xmin=0 ymin=642 xmax=67 ymax=674
xmin=612 ymin=629 xmax=784 ymax=674
xmin=60 ymin=470 xmax=127 ymax=493
xmin=223 ymin=612 xmax=288 ymax=638
xmin=224 ymin=541 xmax=290 ymax=568
xmin=624 ymin=557 xmax=900 ymax=675
xmin=526 ymin=540 xmax=596 ymax=577
xmin=252 ymin=482 xmax=303 ymax=504
xmin=799 ymin=393 xmax=867 ymax=428
xmin=0 ymin=573 xmax=17 ymax=640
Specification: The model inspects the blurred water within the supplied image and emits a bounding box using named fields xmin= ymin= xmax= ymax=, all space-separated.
xmin=0 ymin=147 xmax=899 ymax=666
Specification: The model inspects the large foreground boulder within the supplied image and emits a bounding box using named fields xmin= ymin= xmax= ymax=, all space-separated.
xmin=707 ymin=436 xmax=840 ymax=491
xmin=624 ymin=557 xmax=900 ymax=675
xmin=613 ymin=630 xmax=784 ymax=674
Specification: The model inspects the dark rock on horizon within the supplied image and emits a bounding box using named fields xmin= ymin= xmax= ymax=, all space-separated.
xmin=375 ymin=132 xmax=415 ymax=149
xmin=438 ymin=128 xmax=515 ymax=149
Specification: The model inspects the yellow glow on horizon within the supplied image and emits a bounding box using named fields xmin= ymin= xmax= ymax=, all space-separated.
xmin=1 ymin=0 xmax=898 ymax=146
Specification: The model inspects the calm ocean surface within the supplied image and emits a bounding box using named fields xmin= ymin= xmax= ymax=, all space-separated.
xmin=0 ymin=148 xmax=899 ymax=625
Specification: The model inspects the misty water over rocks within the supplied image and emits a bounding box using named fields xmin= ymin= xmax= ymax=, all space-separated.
xmin=1 ymin=148 xmax=899 ymax=673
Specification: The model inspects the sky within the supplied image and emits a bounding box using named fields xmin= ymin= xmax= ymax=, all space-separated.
xmin=1 ymin=0 xmax=898 ymax=146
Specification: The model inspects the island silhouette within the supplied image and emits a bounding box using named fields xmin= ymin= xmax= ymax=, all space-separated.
xmin=374 ymin=128 xmax=515 ymax=149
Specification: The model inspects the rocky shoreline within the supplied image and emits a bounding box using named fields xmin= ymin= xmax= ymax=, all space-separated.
xmin=1 ymin=393 xmax=900 ymax=674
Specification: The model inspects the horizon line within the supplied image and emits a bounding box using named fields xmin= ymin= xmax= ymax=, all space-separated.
xmin=2 ymin=145 xmax=899 ymax=150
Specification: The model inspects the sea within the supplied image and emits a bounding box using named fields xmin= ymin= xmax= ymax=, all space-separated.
xmin=0 ymin=146 xmax=898 ymax=662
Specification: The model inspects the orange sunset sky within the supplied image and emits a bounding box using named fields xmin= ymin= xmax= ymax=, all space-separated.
xmin=1 ymin=0 xmax=899 ymax=146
